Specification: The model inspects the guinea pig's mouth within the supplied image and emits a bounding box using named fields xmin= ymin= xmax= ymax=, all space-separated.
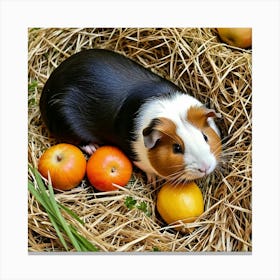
xmin=159 ymin=162 xmax=216 ymax=184
xmin=164 ymin=169 xmax=206 ymax=184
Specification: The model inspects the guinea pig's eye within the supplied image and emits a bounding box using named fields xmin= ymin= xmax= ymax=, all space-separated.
xmin=202 ymin=133 xmax=208 ymax=142
xmin=172 ymin=143 xmax=183 ymax=154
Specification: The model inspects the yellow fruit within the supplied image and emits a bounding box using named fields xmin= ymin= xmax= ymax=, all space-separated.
xmin=217 ymin=28 xmax=252 ymax=49
xmin=156 ymin=182 xmax=204 ymax=231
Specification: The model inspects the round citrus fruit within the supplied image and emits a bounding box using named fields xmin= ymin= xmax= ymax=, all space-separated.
xmin=157 ymin=181 xmax=204 ymax=230
xmin=38 ymin=143 xmax=87 ymax=191
xmin=86 ymin=146 xmax=133 ymax=191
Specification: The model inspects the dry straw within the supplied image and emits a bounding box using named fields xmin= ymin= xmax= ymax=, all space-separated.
xmin=28 ymin=28 xmax=252 ymax=252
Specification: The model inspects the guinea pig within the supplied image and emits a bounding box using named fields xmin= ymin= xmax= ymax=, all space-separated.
xmin=40 ymin=48 xmax=222 ymax=183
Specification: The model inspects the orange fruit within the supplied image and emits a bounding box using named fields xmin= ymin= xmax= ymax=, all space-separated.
xmin=38 ymin=143 xmax=87 ymax=191
xmin=86 ymin=146 xmax=132 ymax=191
xmin=157 ymin=182 xmax=204 ymax=231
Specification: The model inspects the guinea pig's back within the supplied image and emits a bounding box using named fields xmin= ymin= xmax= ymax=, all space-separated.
xmin=40 ymin=49 xmax=180 ymax=151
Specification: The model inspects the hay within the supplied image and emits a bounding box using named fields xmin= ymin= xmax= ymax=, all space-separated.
xmin=28 ymin=28 xmax=252 ymax=252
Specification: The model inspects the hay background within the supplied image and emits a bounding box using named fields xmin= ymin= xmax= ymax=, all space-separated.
xmin=28 ymin=28 xmax=252 ymax=252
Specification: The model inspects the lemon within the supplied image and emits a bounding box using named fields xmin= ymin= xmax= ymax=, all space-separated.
xmin=157 ymin=182 xmax=204 ymax=231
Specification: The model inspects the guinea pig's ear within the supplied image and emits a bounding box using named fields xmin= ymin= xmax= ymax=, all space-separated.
xmin=205 ymin=108 xmax=222 ymax=119
xmin=142 ymin=118 xmax=163 ymax=149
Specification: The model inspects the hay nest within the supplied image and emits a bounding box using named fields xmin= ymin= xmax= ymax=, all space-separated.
xmin=28 ymin=28 xmax=252 ymax=252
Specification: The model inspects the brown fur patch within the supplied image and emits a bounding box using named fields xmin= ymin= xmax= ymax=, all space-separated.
xmin=187 ymin=106 xmax=222 ymax=159
xmin=147 ymin=117 xmax=185 ymax=178
xmin=203 ymin=126 xmax=222 ymax=158
xmin=187 ymin=106 xmax=208 ymax=129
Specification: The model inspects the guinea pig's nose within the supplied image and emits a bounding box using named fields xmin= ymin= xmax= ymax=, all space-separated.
xmin=198 ymin=164 xmax=210 ymax=174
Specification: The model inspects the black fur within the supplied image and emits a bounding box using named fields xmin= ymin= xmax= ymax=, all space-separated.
xmin=40 ymin=49 xmax=181 ymax=160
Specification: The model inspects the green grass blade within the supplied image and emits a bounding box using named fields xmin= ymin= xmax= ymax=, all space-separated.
xmin=29 ymin=179 xmax=69 ymax=251
xmin=47 ymin=212 xmax=69 ymax=251
xmin=28 ymin=180 xmax=46 ymax=207
xmin=46 ymin=178 xmax=82 ymax=251
xmin=69 ymin=225 xmax=99 ymax=252
xmin=29 ymin=166 xmax=99 ymax=252
xmin=59 ymin=204 xmax=85 ymax=225
xmin=29 ymin=165 xmax=53 ymax=210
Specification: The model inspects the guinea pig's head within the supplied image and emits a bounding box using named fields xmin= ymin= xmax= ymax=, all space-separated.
xmin=142 ymin=106 xmax=222 ymax=182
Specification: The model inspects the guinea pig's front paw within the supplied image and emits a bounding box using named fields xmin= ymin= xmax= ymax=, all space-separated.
xmin=80 ymin=143 xmax=99 ymax=155
xmin=146 ymin=173 xmax=158 ymax=187
xmin=133 ymin=161 xmax=159 ymax=187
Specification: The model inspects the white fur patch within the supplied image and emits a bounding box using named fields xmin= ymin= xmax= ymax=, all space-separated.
xmin=134 ymin=92 xmax=202 ymax=131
